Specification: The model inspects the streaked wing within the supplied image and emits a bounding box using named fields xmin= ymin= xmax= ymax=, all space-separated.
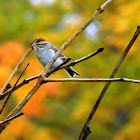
xmin=51 ymin=45 xmax=66 ymax=59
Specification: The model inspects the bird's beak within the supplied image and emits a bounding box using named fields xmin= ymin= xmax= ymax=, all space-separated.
xmin=30 ymin=42 xmax=37 ymax=49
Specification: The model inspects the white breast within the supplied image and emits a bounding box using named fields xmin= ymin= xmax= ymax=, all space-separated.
xmin=36 ymin=48 xmax=63 ymax=68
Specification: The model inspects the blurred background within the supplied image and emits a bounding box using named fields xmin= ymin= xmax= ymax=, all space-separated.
xmin=0 ymin=0 xmax=140 ymax=139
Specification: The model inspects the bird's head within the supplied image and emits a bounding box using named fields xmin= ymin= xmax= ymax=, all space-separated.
xmin=31 ymin=38 xmax=51 ymax=51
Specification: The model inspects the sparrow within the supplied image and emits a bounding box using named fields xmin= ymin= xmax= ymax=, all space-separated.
xmin=31 ymin=38 xmax=81 ymax=77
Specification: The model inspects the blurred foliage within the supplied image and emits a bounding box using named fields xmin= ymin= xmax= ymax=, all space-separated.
xmin=0 ymin=0 xmax=140 ymax=140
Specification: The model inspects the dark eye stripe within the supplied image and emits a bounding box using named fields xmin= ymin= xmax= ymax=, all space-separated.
xmin=37 ymin=43 xmax=47 ymax=45
xmin=36 ymin=43 xmax=47 ymax=47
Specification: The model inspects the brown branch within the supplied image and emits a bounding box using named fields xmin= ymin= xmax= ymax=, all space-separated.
xmin=82 ymin=127 xmax=91 ymax=140
xmin=3 ymin=84 xmax=12 ymax=93
xmin=60 ymin=47 xmax=104 ymax=69
xmin=0 ymin=78 xmax=43 ymax=133
xmin=0 ymin=46 xmax=33 ymax=94
xmin=0 ymin=75 xmax=39 ymax=100
xmin=78 ymin=25 xmax=140 ymax=140
xmin=0 ymin=63 xmax=30 ymax=115
xmin=0 ymin=0 xmax=112 ymax=133
xmin=0 ymin=112 xmax=24 ymax=124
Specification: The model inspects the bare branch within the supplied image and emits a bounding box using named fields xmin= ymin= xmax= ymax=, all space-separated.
xmin=101 ymin=0 xmax=113 ymax=9
xmin=0 ymin=46 xmax=33 ymax=94
xmin=43 ymin=77 xmax=140 ymax=83
xmin=0 ymin=75 xmax=39 ymax=100
xmin=0 ymin=63 xmax=30 ymax=115
xmin=78 ymin=25 xmax=140 ymax=140
xmin=1 ymin=76 xmax=140 ymax=102
xmin=0 ymin=79 xmax=43 ymax=133
xmin=3 ymin=84 xmax=12 ymax=93
xmin=0 ymin=112 xmax=24 ymax=124
xmin=60 ymin=47 xmax=104 ymax=69
xmin=82 ymin=127 xmax=91 ymax=140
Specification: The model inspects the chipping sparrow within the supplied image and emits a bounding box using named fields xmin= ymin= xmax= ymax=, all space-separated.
xmin=31 ymin=38 xmax=80 ymax=77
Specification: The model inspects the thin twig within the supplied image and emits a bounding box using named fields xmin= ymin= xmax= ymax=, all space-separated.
xmin=0 ymin=0 xmax=112 ymax=133
xmin=0 ymin=46 xmax=33 ymax=94
xmin=0 ymin=75 xmax=39 ymax=100
xmin=60 ymin=47 xmax=104 ymax=69
xmin=0 ymin=112 xmax=24 ymax=124
xmin=78 ymin=25 xmax=140 ymax=140
xmin=2 ymin=76 xmax=140 ymax=101
xmin=0 ymin=63 xmax=30 ymax=115
xmin=43 ymin=77 xmax=140 ymax=83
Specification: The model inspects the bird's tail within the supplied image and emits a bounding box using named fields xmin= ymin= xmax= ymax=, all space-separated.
xmin=65 ymin=67 xmax=81 ymax=77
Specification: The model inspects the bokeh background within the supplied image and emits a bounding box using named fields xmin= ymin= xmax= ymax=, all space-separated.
xmin=0 ymin=0 xmax=140 ymax=140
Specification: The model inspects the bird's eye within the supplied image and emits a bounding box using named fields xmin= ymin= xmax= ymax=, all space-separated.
xmin=36 ymin=43 xmax=42 ymax=46
xmin=36 ymin=43 xmax=47 ymax=48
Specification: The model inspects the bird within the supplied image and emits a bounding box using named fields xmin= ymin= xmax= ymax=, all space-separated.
xmin=31 ymin=38 xmax=81 ymax=77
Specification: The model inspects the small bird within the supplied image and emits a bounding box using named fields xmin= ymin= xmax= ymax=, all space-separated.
xmin=31 ymin=38 xmax=81 ymax=77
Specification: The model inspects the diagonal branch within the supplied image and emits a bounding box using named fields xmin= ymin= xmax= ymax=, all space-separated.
xmin=0 ymin=75 xmax=39 ymax=100
xmin=46 ymin=57 xmax=72 ymax=77
xmin=78 ymin=25 xmax=140 ymax=140
xmin=60 ymin=47 xmax=104 ymax=69
xmin=0 ymin=112 xmax=24 ymax=124
xmin=0 ymin=46 xmax=33 ymax=94
xmin=0 ymin=63 xmax=30 ymax=115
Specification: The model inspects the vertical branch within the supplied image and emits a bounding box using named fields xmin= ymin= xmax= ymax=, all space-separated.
xmin=0 ymin=46 xmax=33 ymax=94
xmin=78 ymin=25 xmax=140 ymax=140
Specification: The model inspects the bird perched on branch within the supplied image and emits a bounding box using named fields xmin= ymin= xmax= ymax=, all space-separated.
xmin=31 ymin=38 xmax=80 ymax=77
